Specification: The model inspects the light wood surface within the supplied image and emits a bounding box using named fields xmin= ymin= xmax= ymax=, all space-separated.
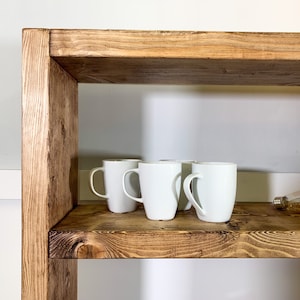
xmin=22 ymin=29 xmax=78 ymax=300
xmin=49 ymin=202 xmax=300 ymax=258
xmin=50 ymin=30 xmax=300 ymax=85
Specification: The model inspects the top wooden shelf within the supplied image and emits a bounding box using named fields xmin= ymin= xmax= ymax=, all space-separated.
xmin=47 ymin=29 xmax=300 ymax=85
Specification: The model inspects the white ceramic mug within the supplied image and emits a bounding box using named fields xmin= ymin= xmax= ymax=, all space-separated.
xmin=89 ymin=159 xmax=141 ymax=213
xmin=122 ymin=161 xmax=181 ymax=220
xmin=183 ymin=162 xmax=237 ymax=222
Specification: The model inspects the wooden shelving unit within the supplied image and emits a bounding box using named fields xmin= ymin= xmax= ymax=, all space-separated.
xmin=22 ymin=29 xmax=300 ymax=299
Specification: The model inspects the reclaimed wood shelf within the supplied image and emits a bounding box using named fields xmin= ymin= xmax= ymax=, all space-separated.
xmin=50 ymin=201 xmax=300 ymax=259
xmin=22 ymin=29 xmax=300 ymax=299
xmin=51 ymin=30 xmax=300 ymax=85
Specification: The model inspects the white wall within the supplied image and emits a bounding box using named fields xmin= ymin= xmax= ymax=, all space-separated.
xmin=2 ymin=0 xmax=300 ymax=299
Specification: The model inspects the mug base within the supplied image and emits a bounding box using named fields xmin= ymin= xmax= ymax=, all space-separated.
xmin=107 ymin=204 xmax=137 ymax=214
xmin=145 ymin=213 xmax=176 ymax=221
xmin=197 ymin=216 xmax=232 ymax=223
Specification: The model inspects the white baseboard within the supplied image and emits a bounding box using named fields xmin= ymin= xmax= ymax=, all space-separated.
xmin=0 ymin=170 xmax=21 ymax=200
xmin=1 ymin=169 xmax=300 ymax=202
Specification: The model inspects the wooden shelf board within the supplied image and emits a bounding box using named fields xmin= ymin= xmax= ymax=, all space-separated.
xmin=49 ymin=201 xmax=300 ymax=259
xmin=49 ymin=30 xmax=300 ymax=85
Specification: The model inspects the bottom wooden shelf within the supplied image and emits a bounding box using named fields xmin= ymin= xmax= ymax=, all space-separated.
xmin=49 ymin=201 xmax=300 ymax=259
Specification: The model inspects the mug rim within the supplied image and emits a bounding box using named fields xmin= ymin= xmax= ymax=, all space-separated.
xmin=193 ymin=161 xmax=237 ymax=166
xmin=160 ymin=159 xmax=196 ymax=163
xmin=103 ymin=158 xmax=141 ymax=162
xmin=139 ymin=160 xmax=182 ymax=165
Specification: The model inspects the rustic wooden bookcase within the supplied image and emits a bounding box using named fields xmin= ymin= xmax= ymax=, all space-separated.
xmin=22 ymin=29 xmax=300 ymax=299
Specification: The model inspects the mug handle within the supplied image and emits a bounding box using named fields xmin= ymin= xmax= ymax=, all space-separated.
xmin=89 ymin=167 xmax=108 ymax=198
xmin=122 ymin=168 xmax=143 ymax=203
xmin=183 ymin=173 xmax=207 ymax=217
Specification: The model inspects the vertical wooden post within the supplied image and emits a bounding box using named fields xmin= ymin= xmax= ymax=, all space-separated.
xmin=22 ymin=29 xmax=78 ymax=299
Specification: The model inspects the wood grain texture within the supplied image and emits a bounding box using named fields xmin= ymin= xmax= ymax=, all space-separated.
xmin=49 ymin=202 xmax=300 ymax=259
xmin=50 ymin=30 xmax=300 ymax=59
xmin=22 ymin=29 xmax=78 ymax=300
xmin=50 ymin=30 xmax=300 ymax=85
xmin=48 ymin=260 xmax=77 ymax=300
xmin=48 ymin=58 xmax=78 ymax=225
